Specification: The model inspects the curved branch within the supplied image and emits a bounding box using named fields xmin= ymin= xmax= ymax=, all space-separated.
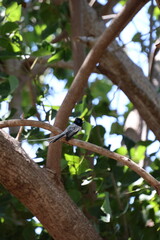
xmin=1 ymin=119 xmax=160 ymax=194
xmin=0 ymin=119 xmax=60 ymax=134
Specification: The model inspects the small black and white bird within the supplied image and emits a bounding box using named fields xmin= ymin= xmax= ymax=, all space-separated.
xmin=49 ymin=117 xmax=83 ymax=143
xmin=23 ymin=118 xmax=83 ymax=143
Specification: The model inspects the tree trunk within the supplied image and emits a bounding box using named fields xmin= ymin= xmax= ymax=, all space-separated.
xmin=0 ymin=130 xmax=102 ymax=240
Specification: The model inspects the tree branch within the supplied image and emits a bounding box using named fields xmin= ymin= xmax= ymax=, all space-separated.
xmin=1 ymin=119 xmax=160 ymax=194
xmin=82 ymin=2 xmax=160 ymax=140
xmin=0 ymin=130 xmax=102 ymax=240
xmin=97 ymin=55 xmax=160 ymax=140
xmin=46 ymin=0 xmax=86 ymax=175
xmin=55 ymin=0 xmax=150 ymax=128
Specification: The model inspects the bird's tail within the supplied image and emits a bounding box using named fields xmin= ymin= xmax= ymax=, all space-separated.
xmin=49 ymin=132 xmax=66 ymax=143
xmin=21 ymin=132 xmax=66 ymax=143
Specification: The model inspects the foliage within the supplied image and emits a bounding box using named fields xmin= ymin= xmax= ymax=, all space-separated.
xmin=0 ymin=0 xmax=160 ymax=240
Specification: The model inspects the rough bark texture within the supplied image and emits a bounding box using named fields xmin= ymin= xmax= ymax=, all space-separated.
xmin=98 ymin=45 xmax=160 ymax=140
xmin=0 ymin=130 xmax=102 ymax=240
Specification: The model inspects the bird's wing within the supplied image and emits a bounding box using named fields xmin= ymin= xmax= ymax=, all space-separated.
xmin=66 ymin=124 xmax=81 ymax=140
xmin=50 ymin=123 xmax=81 ymax=143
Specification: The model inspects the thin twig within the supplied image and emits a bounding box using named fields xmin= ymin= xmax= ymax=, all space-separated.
xmin=0 ymin=119 xmax=160 ymax=194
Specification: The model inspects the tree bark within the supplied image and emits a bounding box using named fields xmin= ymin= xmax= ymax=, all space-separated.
xmin=83 ymin=1 xmax=160 ymax=140
xmin=0 ymin=130 xmax=102 ymax=240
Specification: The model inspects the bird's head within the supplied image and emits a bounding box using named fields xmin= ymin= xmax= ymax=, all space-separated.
xmin=74 ymin=118 xmax=83 ymax=126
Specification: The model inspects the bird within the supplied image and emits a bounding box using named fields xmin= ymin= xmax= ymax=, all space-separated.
xmin=22 ymin=118 xmax=83 ymax=143
xmin=49 ymin=117 xmax=83 ymax=143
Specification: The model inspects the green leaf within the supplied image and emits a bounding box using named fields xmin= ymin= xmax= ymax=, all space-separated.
xmin=93 ymin=100 xmax=110 ymax=117
xmin=89 ymin=125 xmax=105 ymax=145
xmin=22 ymin=222 xmax=35 ymax=240
xmin=137 ymin=140 xmax=152 ymax=147
xmin=64 ymin=154 xmax=89 ymax=175
xmin=153 ymin=6 xmax=160 ymax=19
xmin=78 ymin=157 xmax=90 ymax=175
xmin=121 ymin=168 xmax=140 ymax=186
xmin=6 ymin=2 xmax=22 ymax=22
xmin=0 ymin=80 xmax=10 ymax=101
xmin=68 ymin=189 xmax=82 ymax=204
xmin=48 ymin=52 xmax=62 ymax=62
xmin=0 ymin=50 xmax=22 ymax=59
xmin=130 ymin=145 xmax=146 ymax=163
xmin=90 ymin=79 xmax=112 ymax=101
xmin=75 ymin=95 xmax=88 ymax=116
xmin=8 ymin=75 xmax=19 ymax=93
xmin=83 ymin=121 xmax=92 ymax=141
xmin=110 ymin=122 xmax=123 ymax=135
xmin=32 ymin=48 xmax=51 ymax=57
xmin=0 ymin=22 xmax=19 ymax=35
xmin=116 ymin=146 xmax=127 ymax=156
xmin=64 ymin=154 xmax=81 ymax=175
xmin=132 ymin=32 xmax=141 ymax=42
xmin=101 ymin=192 xmax=112 ymax=222
xmin=35 ymin=24 xmax=47 ymax=36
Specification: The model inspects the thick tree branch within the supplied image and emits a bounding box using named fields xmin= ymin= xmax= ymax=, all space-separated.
xmin=47 ymin=0 xmax=149 ymax=173
xmin=82 ymin=3 xmax=160 ymax=140
xmin=1 ymin=119 xmax=160 ymax=194
xmin=97 ymin=52 xmax=160 ymax=140
xmin=0 ymin=130 xmax=102 ymax=240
